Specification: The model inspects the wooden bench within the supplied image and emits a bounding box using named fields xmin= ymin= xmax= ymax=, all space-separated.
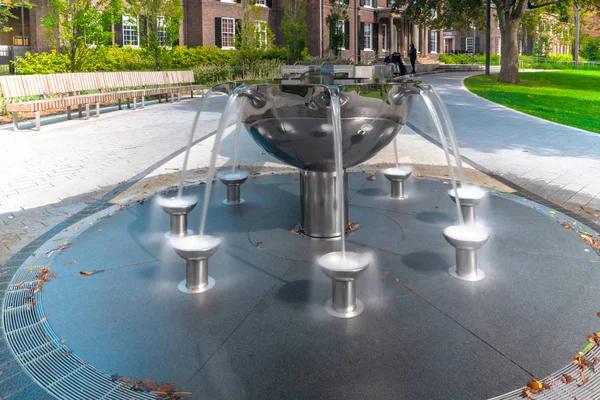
xmin=0 ymin=71 xmax=203 ymax=131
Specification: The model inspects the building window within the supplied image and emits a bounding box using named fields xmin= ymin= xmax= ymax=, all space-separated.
xmin=364 ymin=22 xmax=373 ymax=50
xmin=257 ymin=0 xmax=267 ymax=6
xmin=256 ymin=21 xmax=268 ymax=47
xmin=157 ymin=16 xmax=166 ymax=46
xmin=222 ymin=17 xmax=235 ymax=49
xmin=123 ymin=15 xmax=139 ymax=47
xmin=496 ymin=37 xmax=501 ymax=54
xmin=337 ymin=20 xmax=346 ymax=50
xmin=382 ymin=24 xmax=387 ymax=52
xmin=363 ymin=0 xmax=373 ymax=7
xmin=430 ymin=30 xmax=438 ymax=53
xmin=466 ymin=36 xmax=473 ymax=53
xmin=496 ymin=17 xmax=500 ymax=29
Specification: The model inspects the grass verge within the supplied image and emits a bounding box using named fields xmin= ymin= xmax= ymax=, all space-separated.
xmin=464 ymin=71 xmax=600 ymax=134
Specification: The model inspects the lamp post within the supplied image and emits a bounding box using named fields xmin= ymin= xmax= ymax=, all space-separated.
xmin=356 ymin=7 xmax=361 ymax=64
xmin=471 ymin=24 xmax=476 ymax=63
xmin=20 ymin=1 xmax=25 ymax=46
xmin=485 ymin=0 xmax=491 ymax=75
xmin=574 ymin=2 xmax=579 ymax=70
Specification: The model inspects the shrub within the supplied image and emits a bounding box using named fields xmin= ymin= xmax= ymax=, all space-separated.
xmin=582 ymin=37 xmax=600 ymax=62
xmin=13 ymin=50 xmax=71 ymax=74
xmin=193 ymin=59 xmax=284 ymax=87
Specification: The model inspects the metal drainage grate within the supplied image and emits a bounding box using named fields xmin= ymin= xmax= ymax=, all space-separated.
xmin=2 ymin=204 xmax=157 ymax=400
xmin=489 ymin=345 xmax=600 ymax=399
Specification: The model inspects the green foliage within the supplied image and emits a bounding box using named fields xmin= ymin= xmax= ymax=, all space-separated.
xmin=192 ymin=59 xmax=284 ymax=87
xmin=581 ymin=36 xmax=600 ymax=61
xmin=234 ymin=0 xmax=276 ymax=78
xmin=13 ymin=51 xmax=71 ymax=74
xmin=124 ymin=0 xmax=184 ymax=70
xmin=326 ymin=0 xmax=348 ymax=57
xmin=13 ymin=45 xmax=291 ymax=75
xmin=0 ymin=0 xmax=34 ymax=34
xmin=532 ymin=34 xmax=551 ymax=57
xmin=280 ymin=0 xmax=308 ymax=62
xmin=439 ymin=53 xmax=501 ymax=64
xmin=42 ymin=0 xmax=112 ymax=72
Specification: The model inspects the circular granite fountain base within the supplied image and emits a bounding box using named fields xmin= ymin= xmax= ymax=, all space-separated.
xmin=8 ymin=172 xmax=600 ymax=400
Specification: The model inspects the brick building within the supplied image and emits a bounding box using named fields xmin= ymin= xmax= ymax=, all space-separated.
xmin=7 ymin=1 xmax=595 ymax=60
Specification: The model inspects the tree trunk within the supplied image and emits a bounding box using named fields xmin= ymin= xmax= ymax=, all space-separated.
xmin=498 ymin=17 xmax=521 ymax=84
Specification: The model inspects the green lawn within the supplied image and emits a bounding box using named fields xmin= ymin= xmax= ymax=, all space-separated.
xmin=464 ymin=71 xmax=600 ymax=134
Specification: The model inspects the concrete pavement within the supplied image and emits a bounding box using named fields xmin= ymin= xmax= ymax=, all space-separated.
xmin=412 ymin=71 xmax=600 ymax=224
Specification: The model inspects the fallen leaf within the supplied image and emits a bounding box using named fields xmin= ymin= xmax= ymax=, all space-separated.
xmin=367 ymin=172 xmax=377 ymax=181
xmin=597 ymin=312 xmax=600 ymax=318
xmin=345 ymin=221 xmax=361 ymax=234
xmin=255 ymin=242 xmax=262 ymax=248
xmin=40 ymin=316 xmax=47 ymax=322
xmin=0 ymin=368 xmax=5 ymax=375
xmin=29 ymin=268 xmax=34 ymax=273
xmin=154 ymin=383 xmax=176 ymax=392
xmin=118 ymin=376 xmax=131 ymax=385
xmin=16 ymin=280 xmax=24 ymax=288
xmin=560 ymin=374 xmax=574 ymax=384
xmin=79 ymin=270 xmax=104 ymax=276
xmin=64 ymin=260 xmax=77 ymax=266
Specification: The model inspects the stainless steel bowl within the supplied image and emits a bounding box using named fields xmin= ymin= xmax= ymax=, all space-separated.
xmin=214 ymin=80 xmax=417 ymax=172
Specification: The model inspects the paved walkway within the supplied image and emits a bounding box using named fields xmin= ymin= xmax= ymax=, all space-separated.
xmin=412 ymin=72 xmax=600 ymax=224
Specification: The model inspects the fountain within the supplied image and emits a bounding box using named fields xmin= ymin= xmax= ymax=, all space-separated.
xmin=157 ymin=195 xmax=197 ymax=237
xmin=9 ymin=72 xmax=600 ymax=400
xmin=448 ymin=185 xmax=487 ymax=225
xmin=383 ymin=166 xmax=412 ymax=200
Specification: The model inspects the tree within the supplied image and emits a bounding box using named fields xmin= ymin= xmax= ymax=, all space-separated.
xmin=102 ymin=0 xmax=124 ymax=47
xmin=234 ymin=0 xmax=274 ymax=77
xmin=325 ymin=0 xmax=348 ymax=57
xmin=403 ymin=0 xmax=600 ymax=84
xmin=125 ymin=0 xmax=183 ymax=70
xmin=42 ymin=0 xmax=111 ymax=72
xmin=280 ymin=0 xmax=308 ymax=62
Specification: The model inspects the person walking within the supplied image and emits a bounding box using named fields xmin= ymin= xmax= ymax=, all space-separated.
xmin=409 ymin=44 xmax=417 ymax=74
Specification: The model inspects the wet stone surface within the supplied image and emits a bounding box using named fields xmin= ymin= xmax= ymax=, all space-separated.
xmin=30 ymin=173 xmax=600 ymax=399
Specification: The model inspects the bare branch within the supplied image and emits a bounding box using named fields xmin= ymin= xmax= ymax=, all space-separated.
xmin=527 ymin=0 xmax=558 ymax=9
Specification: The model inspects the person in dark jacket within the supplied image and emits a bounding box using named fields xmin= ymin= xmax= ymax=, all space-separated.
xmin=409 ymin=44 xmax=417 ymax=74
xmin=391 ymin=52 xmax=407 ymax=75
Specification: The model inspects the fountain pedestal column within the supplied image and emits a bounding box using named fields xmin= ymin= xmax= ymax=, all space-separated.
xmin=300 ymin=170 xmax=348 ymax=238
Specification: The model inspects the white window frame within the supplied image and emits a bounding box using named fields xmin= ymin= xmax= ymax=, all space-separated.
xmin=496 ymin=37 xmax=501 ymax=55
xmin=430 ymin=30 xmax=438 ymax=54
xmin=256 ymin=0 xmax=267 ymax=6
xmin=465 ymin=36 xmax=473 ymax=54
xmin=255 ymin=21 xmax=268 ymax=47
xmin=221 ymin=0 xmax=235 ymax=3
xmin=221 ymin=17 xmax=235 ymax=50
xmin=122 ymin=15 xmax=139 ymax=47
xmin=382 ymin=24 xmax=387 ymax=52
xmin=337 ymin=20 xmax=346 ymax=50
xmin=157 ymin=16 xmax=167 ymax=47
xmin=363 ymin=0 xmax=373 ymax=8
xmin=363 ymin=22 xmax=373 ymax=51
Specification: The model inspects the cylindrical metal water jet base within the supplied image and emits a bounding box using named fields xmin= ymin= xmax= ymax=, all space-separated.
xmin=449 ymin=248 xmax=485 ymax=281
xmin=223 ymin=184 xmax=245 ymax=206
xmin=170 ymin=214 xmax=189 ymax=237
xmin=178 ymin=259 xmax=215 ymax=294
xmin=324 ymin=279 xmax=364 ymax=318
xmin=390 ymin=181 xmax=406 ymax=200
xmin=325 ymin=279 xmax=364 ymax=318
xmin=300 ymin=170 xmax=348 ymax=238
xmin=461 ymin=205 xmax=476 ymax=225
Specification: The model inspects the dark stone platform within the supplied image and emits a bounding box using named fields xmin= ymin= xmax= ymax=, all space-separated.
xmin=41 ymin=172 xmax=600 ymax=400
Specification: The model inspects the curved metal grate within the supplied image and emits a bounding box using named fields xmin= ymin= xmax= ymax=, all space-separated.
xmin=2 ymin=204 xmax=157 ymax=400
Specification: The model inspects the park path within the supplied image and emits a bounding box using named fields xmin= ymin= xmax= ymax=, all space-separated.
xmin=411 ymin=71 xmax=600 ymax=224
